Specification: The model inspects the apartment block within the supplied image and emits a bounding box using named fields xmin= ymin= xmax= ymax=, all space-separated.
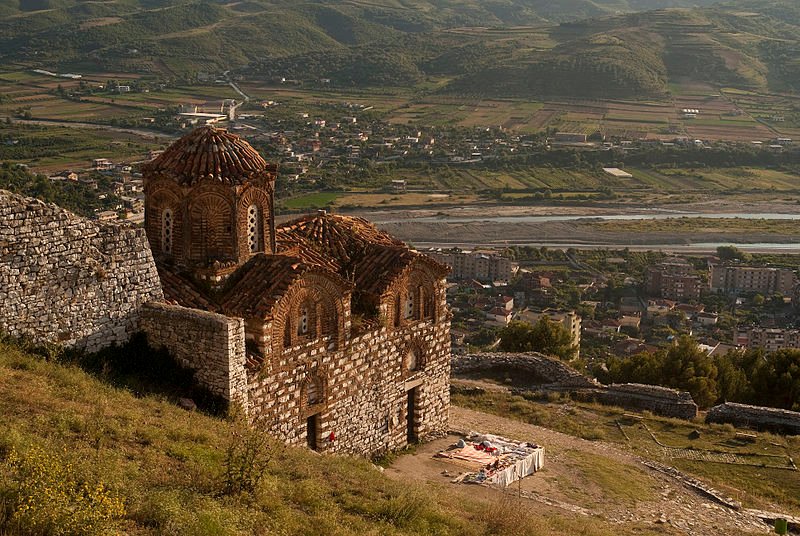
xmin=711 ymin=265 xmax=796 ymax=295
xmin=645 ymin=261 xmax=703 ymax=301
xmin=425 ymin=249 xmax=516 ymax=282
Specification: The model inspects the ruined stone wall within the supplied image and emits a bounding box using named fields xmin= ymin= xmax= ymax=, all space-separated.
xmin=0 ymin=191 xmax=163 ymax=352
xmin=248 ymin=318 xmax=451 ymax=457
xmin=452 ymin=352 xmax=599 ymax=389
xmin=589 ymin=384 xmax=698 ymax=420
xmin=139 ymin=302 xmax=247 ymax=406
xmin=706 ymin=402 xmax=800 ymax=435
xmin=453 ymin=353 xmax=698 ymax=419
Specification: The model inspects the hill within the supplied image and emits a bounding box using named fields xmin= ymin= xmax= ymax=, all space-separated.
xmin=0 ymin=338 xmax=673 ymax=536
xmin=0 ymin=0 xmax=799 ymax=98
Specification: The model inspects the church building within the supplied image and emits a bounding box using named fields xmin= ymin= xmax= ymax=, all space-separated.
xmin=141 ymin=126 xmax=451 ymax=455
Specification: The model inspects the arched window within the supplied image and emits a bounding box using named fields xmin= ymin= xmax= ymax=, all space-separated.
xmin=247 ymin=204 xmax=260 ymax=253
xmin=161 ymin=208 xmax=173 ymax=254
xmin=298 ymin=305 xmax=309 ymax=336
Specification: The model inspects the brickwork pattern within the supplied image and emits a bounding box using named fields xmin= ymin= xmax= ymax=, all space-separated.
xmin=0 ymin=191 xmax=163 ymax=352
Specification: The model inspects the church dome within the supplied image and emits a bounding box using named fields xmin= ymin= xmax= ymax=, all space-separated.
xmin=144 ymin=126 xmax=270 ymax=186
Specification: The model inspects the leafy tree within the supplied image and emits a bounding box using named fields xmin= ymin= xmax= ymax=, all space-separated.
xmin=498 ymin=318 xmax=577 ymax=360
xmin=716 ymin=245 xmax=751 ymax=262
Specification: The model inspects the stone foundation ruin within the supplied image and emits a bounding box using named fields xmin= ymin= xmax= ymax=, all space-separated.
xmin=452 ymin=352 xmax=698 ymax=419
xmin=706 ymin=402 xmax=800 ymax=435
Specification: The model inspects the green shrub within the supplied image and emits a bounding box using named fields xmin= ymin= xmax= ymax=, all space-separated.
xmin=3 ymin=445 xmax=125 ymax=535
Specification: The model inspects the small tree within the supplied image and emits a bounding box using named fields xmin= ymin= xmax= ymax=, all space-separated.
xmin=498 ymin=318 xmax=577 ymax=360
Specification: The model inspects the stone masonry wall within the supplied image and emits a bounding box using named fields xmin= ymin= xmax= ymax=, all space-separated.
xmin=248 ymin=293 xmax=451 ymax=458
xmin=0 ymin=191 xmax=163 ymax=352
xmin=452 ymin=352 xmax=599 ymax=389
xmin=453 ymin=353 xmax=698 ymax=419
xmin=706 ymin=402 xmax=800 ymax=435
xmin=588 ymin=383 xmax=698 ymax=420
xmin=139 ymin=302 xmax=248 ymax=407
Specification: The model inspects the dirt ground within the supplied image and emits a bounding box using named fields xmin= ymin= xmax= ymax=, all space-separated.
xmin=385 ymin=406 xmax=773 ymax=535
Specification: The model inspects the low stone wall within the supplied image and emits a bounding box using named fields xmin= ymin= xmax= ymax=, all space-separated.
xmin=589 ymin=383 xmax=698 ymax=420
xmin=140 ymin=302 xmax=248 ymax=407
xmin=706 ymin=402 xmax=800 ymax=435
xmin=452 ymin=352 xmax=598 ymax=389
xmin=0 ymin=191 xmax=163 ymax=352
xmin=453 ymin=353 xmax=699 ymax=419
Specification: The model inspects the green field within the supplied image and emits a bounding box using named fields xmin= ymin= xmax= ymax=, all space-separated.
xmin=282 ymin=192 xmax=341 ymax=210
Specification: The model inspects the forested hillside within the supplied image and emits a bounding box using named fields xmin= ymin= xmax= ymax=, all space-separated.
xmin=1 ymin=0 xmax=799 ymax=98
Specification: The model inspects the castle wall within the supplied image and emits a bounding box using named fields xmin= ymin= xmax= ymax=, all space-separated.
xmin=248 ymin=319 xmax=451 ymax=457
xmin=0 ymin=191 xmax=163 ymax=352
xmin=139 ymin=302 xmax=248 ymax=406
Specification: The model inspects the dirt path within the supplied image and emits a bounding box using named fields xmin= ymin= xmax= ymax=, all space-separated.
xmin=386 ymin=407 xmax=771 ymax=535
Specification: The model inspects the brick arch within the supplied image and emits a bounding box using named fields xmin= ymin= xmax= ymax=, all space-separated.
xmin=272 ymin=272 xmax=347 ymax=355
xmin=387 ymin=261 xmax=439 ymax=328
xmin=144 ymin=181 xmax=183 ymax=257
xmin=187 ymin=191 xmax=235 ymax=264
xmin=236 ymin=185 xmax=273 ymax=259
xmin=401 ymin=337 xmax=429 ymax=376
xmin=299 ymin=369 xmax=328 ymax=415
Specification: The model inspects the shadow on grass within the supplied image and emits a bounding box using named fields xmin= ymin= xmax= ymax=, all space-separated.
xmin=12 ymin=331 xmax=228 ymax=417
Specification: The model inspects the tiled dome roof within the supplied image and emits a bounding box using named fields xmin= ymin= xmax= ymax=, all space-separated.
xmin=144 ymin=126 xmax=269 ymax=185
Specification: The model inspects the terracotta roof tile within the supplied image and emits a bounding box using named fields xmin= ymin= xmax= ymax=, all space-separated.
xmin=143 ymin=126 xmax=271 ymax=186
xmin=279 ymin=212 xmax=404 ymax=266
xmin=274 ymin=228 xmax=340 ymax=272
xmin=157 ymin=265 xmax=219 ymax=311
xmin=219 ymin=254 xmax=307 ymax=318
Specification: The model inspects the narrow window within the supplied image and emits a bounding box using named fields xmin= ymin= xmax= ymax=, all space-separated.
xmin=406 ymin=348 xmax=419 ymax=372
xmin=307 ymin=379 xmax=320 ymax=405
xmin=247 ymin=205 xmax=260 ymax=253
xmin=161 ymin=208 xmax=173 ymax=254
xmin=298 ymin=306 xmax=309 ymax=336
xmin=404 ymin=289 xmax=415 ymax=319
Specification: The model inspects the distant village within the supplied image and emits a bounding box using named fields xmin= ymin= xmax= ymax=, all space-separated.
xmin=425 ymin=247 xmax=800 ymax=362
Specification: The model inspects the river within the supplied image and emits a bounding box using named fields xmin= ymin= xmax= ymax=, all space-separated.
xmin=370 ymin=212 xmax=800 ymax=225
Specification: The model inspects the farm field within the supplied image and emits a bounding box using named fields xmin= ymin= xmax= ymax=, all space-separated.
xmin=0 ymin=66 xmax=795 ymax=145
xmin=0 ymin=123 xmax=165 ymax=172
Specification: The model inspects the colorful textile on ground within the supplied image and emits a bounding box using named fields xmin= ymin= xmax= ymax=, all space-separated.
xmin=436 ymin=432 xmax=545 ymax=488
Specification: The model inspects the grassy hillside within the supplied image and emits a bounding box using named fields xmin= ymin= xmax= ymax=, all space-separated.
xmin=0 ymin=338 xmax=672 ymax=535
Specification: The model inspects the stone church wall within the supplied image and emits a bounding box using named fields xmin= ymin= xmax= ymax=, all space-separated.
xmin=0 ymin=191 xmax=163 ymax=352
xmin=139 ymin=302 xmax=248 ymax=406
xmin=248 ymin=319 xmax=451 ymax=457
